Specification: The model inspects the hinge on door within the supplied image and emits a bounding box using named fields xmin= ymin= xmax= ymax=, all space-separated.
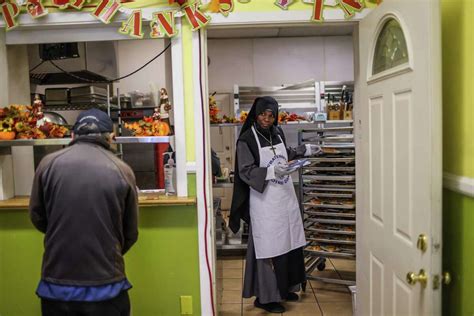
xmin=433 ymin=275 xmax=441 ymax=290
xmin=433 ymin=272 xmax=452 ymax=289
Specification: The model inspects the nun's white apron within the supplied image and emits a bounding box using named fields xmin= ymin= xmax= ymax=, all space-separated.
xmin=249 ymin=126 xmax=306 ymax=259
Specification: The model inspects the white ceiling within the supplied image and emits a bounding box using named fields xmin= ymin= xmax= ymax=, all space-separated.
xmin=207 ymin=24 xmax=355 ymax=39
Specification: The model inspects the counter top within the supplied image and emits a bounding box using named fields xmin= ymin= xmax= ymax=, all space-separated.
xmin=0 ymin=195 xmax=196 ymax=210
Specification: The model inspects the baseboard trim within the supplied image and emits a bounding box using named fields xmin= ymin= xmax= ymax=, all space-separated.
xmin=443 ymin=172 xmax=474 ymax=198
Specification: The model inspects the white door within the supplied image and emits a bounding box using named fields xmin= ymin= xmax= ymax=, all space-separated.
xmin=356 ymin=0 xmax=442 ymax=315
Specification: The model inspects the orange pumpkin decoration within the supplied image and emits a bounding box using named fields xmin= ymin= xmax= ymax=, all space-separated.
xmin=0 ymin=131 xmax=16 ymax=140
xmin=152 ymin=120 xmax=170 ymax=136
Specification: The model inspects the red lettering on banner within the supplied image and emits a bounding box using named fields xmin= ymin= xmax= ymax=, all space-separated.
xmin=183 ymin=2 xmax=210 ymax=31
xmin=338 ymin=0 xmax=363 ymax=18
xmin=274 ymin=0 xmax=293 ymax=10
xmin=150 ymin=11 xmax=177 ymax=38
xmin=119 ymin=10 xmax=143 ymax=39
xmin=92 ymin=0 xmax=121 ymax=24
xmin=169 ymin=0 xmax=187 ymax=5
xmin=51 ymin=0 xmax=86 ymax=10
xmin=0 ymin=1 xmax=19 ymax=30
xmin=341 ymin=0 xmax=362 ymax=10
xmin=51 ymin=0 xmax=69 ymax=8
xmin=70 ymin=0 xmax=87 ymax=10
xmin=218 ymin=0 xmax=233 ymax=16
xmin=311 ymin=0 xmax=323 ymax=22
xmin=26 ymin=0 xmax=48 ymax=18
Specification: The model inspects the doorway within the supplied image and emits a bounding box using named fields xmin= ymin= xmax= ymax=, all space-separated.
xmin=205 ymin=24 xmax=357 ymax=315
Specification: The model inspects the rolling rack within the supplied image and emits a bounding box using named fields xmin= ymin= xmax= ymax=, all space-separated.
xmin=298 ymin=120 xmax=356 ymax=286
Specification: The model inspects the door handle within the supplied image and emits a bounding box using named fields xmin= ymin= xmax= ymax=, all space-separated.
xmin=406 ymin=269 xmax=427 ymax=288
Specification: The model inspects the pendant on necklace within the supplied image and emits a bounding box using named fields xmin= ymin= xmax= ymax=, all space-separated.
xmin=270 ymin=145 xmax=277 ymax=155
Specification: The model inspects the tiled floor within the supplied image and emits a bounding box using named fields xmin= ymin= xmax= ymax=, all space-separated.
xmin=216 ymin=256 xmax=355 ymax=315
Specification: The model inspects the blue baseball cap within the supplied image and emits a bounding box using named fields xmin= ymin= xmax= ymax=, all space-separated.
xmin=73 ymin=108 xmax=113 ymax=135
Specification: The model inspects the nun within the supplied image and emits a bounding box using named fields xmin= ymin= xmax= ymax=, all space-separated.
xmin=229 ymin=96 xmax=321 ymax=313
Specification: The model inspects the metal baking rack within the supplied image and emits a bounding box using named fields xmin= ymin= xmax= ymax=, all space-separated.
xmin=298 ymin=119 xmax=356 ymax=286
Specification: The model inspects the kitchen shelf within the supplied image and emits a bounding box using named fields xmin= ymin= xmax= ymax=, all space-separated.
xmin=0 ymin=136 xmax=171 ymax=146
xmin=299 ymin=117 xmax=356 ymax=286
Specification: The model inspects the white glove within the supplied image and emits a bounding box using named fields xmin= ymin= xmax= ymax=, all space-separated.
xmin=274 ymin=163 xmax=292 ymax=178
xmin=305 ymin=144 xmax=322 ymax=156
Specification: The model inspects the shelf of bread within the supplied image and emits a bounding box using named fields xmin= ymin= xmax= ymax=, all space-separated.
xmin=299 ymin=119 xmax=357 ymax=275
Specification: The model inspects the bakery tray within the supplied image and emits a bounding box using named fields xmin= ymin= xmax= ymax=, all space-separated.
xmin=306 ymin=237 xmax=356 ymax=245
xmin=302 ymin=175 xmax=356 ymax=181
xmin=303 ymin=186 xmax=356 ymax=192
xmin=303 ymin=135 xmax=354 ymax=142
xmin=303 ymin=192 xmax=354 ymax=198
xmin=303 ymin=203 xmax=355 ymax=209
xmin=301 ymin=126 xmax=353 ymax=133
xmin=303 ymin=166 xmax=355 ymax=172
xmin=307 ymin=157 xmax=355 ymax=163
xmin=306 ymin=227 xmax=356 ymax=235
xmin=321 ymin=144 xmax=355 ymax=149
xmin=304 ymin=248 xmax=356 ymax=259
xmin=305 ymin=211 xmax=355 ymax=219
xmin=306 ymin=218 xmax=356 ymax=225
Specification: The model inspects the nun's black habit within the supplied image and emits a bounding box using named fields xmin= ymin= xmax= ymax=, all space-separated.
xmin=230 ymin=97 xmax=307 ymax=304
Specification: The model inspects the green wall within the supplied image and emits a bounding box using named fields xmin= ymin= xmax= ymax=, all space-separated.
xmin=442 ymin=0 xmax=474 ymax=178
xmin=443 ymin=190 xmax=474 ymax=316
xmin=441 ymin=0 xmax=474 ymax=315
xmin=0 ymin=205 xmax=201 ymax=316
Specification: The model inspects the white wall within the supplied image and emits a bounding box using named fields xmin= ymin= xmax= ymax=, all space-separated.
xmin=208 ymin=36 xmax=354 ymax=93
xmin=114 ymin=39 xmax=173 ymax=106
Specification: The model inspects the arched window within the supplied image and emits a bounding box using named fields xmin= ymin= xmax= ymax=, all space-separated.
xmin=372 ymin=18 xmax=409 ymax=75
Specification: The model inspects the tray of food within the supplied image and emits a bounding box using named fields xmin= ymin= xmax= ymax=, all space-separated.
xmin=307 ymin=157 xmax=355 ymax=164
xmin=301 ymin=126 xmax=354 ymax=133
xmin=303 ymin=182 xmax=356 ymax=188
xmin=304 ymin=245 xmax=356 ymax=258
xmin=303 ymin=191 xmax=354 ymax=198
xmin=306 ymin=226 xmax=356 ymax=235
xmin=303 ymin=185 xmax=356 ymax=192
xmin=303 ymin=166 xmax=355 ymax=172
xmin=305 ymin=210 xmax=355 ymax=218
xmin=304 ymin=202 xmax=355 ymax=210
xmin=305 ymin=237 xmax=356 ymax=245
xmin=303 ymin=135 xmax=354 ymax=142
xmin=302 ymin=174 xmax=356 ymax=181
xmin=305 ymin=218 xmax=356 ymax=225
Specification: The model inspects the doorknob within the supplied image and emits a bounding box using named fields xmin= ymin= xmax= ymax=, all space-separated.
xmin=406 ymin=269 xmax=428 ymax=288
xmin=417 ymin=234 xmax=428 ymax=253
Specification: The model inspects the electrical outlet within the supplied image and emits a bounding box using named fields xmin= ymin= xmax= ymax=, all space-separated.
xmin=180 ymin=296 xmax=193 ymax=315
